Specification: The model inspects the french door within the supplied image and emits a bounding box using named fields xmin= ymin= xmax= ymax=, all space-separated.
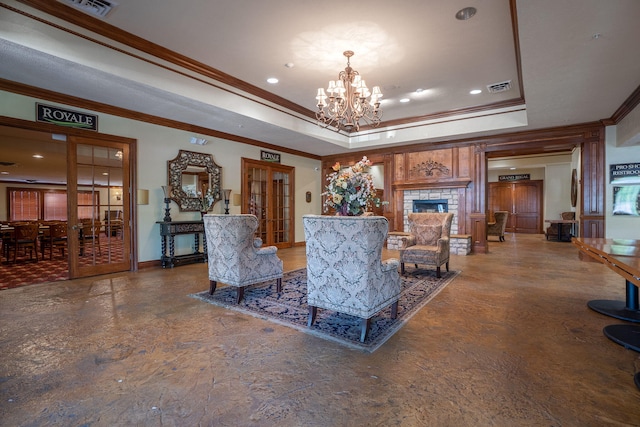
xmin=67 ymin=136 xmax=131 ymax=278
xmin=241 ymin=158 xmax=294 ymax=249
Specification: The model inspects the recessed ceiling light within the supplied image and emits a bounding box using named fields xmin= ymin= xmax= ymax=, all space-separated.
xmin=470 ymin=89 xmax=482 ymax=95
xmin=0 ymin=171 xmax=9 ymax=175
xmin=415 ymin=88 xmax=424 ymax=93
xmin=102 ymin=172 xmax=109 ymax=176
xmin=510 ymin=167 xmax=516 ymax=170
xmin=267 ymin=77 xmax=279 ymax=84
xmin=400 ymin=98 xmax=410 ymax=103
xmin=284 ymin=63 xmax=294 ymax=68
xmin=32 ymin=154 xmax=43 ymax=159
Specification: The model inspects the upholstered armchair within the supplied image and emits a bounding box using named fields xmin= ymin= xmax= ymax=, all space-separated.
xmin=398 ymin=212 xmax=454 ymax=278
xmin=203 ymin=214 xmax=283 ymax=303
xmin=545 ymin=211 xmax=575 ymax=241
xmin=487 ymin=211 xmax=509 ymax=242
xmin=302 ymin=215 xmax=401 ymax=342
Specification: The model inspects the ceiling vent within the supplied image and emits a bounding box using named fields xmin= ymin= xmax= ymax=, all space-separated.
xmin=59 ymin=0 xmax=118 ymax=18
xmin=0 ymin=161 xmax=17 ymax=167
xmin=486 ymin=80 xmax=512 ymax=94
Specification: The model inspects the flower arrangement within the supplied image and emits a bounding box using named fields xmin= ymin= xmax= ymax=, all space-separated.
xmin=323 ymin=156 xmax=376 ymax=216
xmin=200 ymin=185 xmax=216 ymax=212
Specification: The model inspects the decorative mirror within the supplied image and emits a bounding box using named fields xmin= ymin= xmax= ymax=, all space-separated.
xmin=167 ymin=150 xmax=222 ymax=211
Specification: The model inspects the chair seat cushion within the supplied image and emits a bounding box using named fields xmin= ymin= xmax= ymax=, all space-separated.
xmin=415 ymin=225 xmax=442 ymax=246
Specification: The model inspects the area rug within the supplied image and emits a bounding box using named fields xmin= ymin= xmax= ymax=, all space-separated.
xmin=189 ymin=267 xmax=459 ymax=352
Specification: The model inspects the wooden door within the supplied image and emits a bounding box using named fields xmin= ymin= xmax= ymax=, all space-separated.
xmin=488 ymin=182 xmax=516 ymax=231
xmin=513 ymin=181 xmax=542 ymax=233
xmin=242 ymin=158 xmax=294 ymax=249
xmin=68 ymin=137 xmax=131 ymax=278
xmin=488 ymin=180 xmax=543 ymax=234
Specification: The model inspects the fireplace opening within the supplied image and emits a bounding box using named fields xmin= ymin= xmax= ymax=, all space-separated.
xmin=413 ymin=199 xmax=448 ymax=213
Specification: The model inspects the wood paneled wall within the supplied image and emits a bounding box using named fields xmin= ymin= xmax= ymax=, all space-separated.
xmin=322 ymin=122 xmax=606 ymax=253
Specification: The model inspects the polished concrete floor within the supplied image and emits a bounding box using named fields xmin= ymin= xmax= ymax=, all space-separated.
xmin=1 ymin=234 xmax=639 ymax=426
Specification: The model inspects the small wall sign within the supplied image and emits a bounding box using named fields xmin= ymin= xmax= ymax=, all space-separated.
xmin=610 ymin=162 xmax=640 ymax=184
xmin=36 ymin=103 xmax=98 ymax=131
xmin=499 ymin=174 xmax=530 ymax=181
xmin=260 ymin=150 xmax=281 ymax=163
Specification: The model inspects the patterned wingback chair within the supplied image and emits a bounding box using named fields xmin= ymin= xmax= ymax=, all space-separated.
xmin=203 ymin=214 xmax=283 ymax=303
xmin=487 ymin=211 xmax=509 ymax=242
xmin=398 ymin=212 xmax=454 ymax=278
xmin=303 ymin=215 xmax=401 ymax=342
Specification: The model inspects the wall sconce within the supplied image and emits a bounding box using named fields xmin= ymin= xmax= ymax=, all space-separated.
xmin=161 ymin=185 xmax=173 ymax=222
xmin=223 ymin=189 xmax=232 ymax=214
xmin=137 ymin=189 xmax=149 ymax=205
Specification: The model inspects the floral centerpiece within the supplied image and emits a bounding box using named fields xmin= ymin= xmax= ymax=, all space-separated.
xmin=323 ymin=156 xmax=376 ymax=216
xmin=200 ymin=185 xmax=216 ymax=213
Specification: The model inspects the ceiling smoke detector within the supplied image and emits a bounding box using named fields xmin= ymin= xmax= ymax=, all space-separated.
xmin=59 ymin=0 xmax=118 ymax=18
xmin=487 ymin=80 xmax=512 ymax=94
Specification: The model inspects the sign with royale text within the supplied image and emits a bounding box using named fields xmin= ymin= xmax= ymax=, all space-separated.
xmin=260 ymin=150 xmax=281 ymax=163
xmin=36 ymin=103 xmax=98 ymax=131
xmin=498 ymin=174 xmax=530 ymax=181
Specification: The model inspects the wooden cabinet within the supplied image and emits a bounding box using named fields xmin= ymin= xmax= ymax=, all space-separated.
xmin=489 ymin=180 xmax=543 ymax=234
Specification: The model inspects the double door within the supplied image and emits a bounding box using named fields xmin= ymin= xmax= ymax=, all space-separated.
xmin=241 ymin=158 xmax=294 ymax=249
xmin=488 ymin=180 xmax=543 ymax=234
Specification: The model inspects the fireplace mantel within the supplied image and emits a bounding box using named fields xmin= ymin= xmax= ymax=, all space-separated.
xmin=393 ymin=179 xmax=471 ymax=191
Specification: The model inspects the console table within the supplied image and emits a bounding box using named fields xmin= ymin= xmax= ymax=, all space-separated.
xmin=157 ymin=220 xmax=207 ymax=268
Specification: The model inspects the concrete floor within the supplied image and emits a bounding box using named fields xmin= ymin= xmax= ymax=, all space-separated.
xmin=1 ymin=234 xmax=639 ymax=426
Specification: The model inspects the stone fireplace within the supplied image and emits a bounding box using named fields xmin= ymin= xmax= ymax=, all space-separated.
xmin=403 ymin=189 xmax=459 ymax=234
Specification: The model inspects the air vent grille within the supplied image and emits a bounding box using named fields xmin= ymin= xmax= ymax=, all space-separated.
xmin=59 ymin=0 xmax=118 ymax=18
xmin=487 ymin=80 xmax=512 ymax=94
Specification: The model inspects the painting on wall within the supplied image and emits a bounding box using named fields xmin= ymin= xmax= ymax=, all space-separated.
xmin=613 ymin=185 xmax=640 ymax=216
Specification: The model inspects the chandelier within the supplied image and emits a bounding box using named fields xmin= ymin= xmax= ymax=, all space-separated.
xmin=315 ymin=51 xmax=383 ymax=132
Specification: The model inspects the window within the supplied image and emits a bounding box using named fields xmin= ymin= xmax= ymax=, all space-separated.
xmin=8 ymin=188 xmax=99 ymax=221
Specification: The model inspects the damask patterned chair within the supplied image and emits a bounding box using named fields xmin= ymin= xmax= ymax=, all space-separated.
xmin=487 ymin=211 xmax=509 ymax=242
xmin=398 ymin=212 xmax=454 ymax=278
xmin=203 ymin=214 xmax=283 ymax=304
xmin=303 ymin=214 xmax=401 ymax=342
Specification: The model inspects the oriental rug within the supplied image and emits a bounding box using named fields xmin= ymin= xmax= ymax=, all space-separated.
xmin=190 ymin=267 xmax=459 ymax=353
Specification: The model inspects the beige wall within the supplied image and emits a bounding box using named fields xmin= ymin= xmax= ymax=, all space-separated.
xmin=0 ymin=91 xmax=323 ymax=263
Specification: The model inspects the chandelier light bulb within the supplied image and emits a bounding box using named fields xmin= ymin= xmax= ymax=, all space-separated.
xmin=315 ymin=50 xmax=383 ymax=132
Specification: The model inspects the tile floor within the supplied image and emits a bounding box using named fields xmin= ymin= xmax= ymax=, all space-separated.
xmin=1 ymin=234 xmax=639 ymax=426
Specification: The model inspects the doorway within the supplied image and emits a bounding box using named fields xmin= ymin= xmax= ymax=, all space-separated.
xmin=0 ymin=122 xmax=134 ymax=286
xmin=241 ymin=158 xmax=294 ymax=249
xmin=488 ymin=180 xmax=543 ymax=234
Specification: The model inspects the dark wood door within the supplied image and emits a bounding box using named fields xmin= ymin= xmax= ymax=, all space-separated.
xmin=488 ymin=180 xmax=543 ymax=234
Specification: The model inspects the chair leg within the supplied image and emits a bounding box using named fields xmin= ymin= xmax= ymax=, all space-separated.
xmin=276 ymin=277 xmax=282 ymax=293
xmin=209 ymin=280 xmax=217 ymax=295
xmin=436 ymin=266 xmax=441 ymax=278
xmin=360 ymin=318 xmax=371 ymax=342
xmin=235 ymin=286 xmax=245 ymax=304
xmin=415 ymin=264 xmax=419 ymax=269
xmin=400 ymin=262 xmax=405 ymax=275
xmin=446 ymin=261 xmax=449 ymax=272
xmin=390 ymin=300 xmax=399 ymax=319
xmin=307 ymin=306 xmax=317 ymax=327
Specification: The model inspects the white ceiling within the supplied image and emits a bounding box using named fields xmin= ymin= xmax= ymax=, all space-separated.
xmin=0 ymin=0 xmax=639 ymax=184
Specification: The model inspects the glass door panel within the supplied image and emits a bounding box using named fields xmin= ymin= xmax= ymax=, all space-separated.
xmin=69 ymin=140 xmax=130 ymax=278
xmin=242 ymin=158 xmax=294 ymax=249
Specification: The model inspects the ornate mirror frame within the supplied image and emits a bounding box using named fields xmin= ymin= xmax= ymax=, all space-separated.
xmin=167 ymin=150 xmax=222 ymax=211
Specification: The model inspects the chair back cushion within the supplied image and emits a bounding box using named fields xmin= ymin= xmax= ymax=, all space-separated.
xmin=204 ymin=214 xmax=283 ymax=287
xmin=407 ymin=213 xmax=453 ymax=239
xmin=303 ymin=215 xmax=400 ymax=319
xmin=415 ymin=225 xmax=442 ymax=246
